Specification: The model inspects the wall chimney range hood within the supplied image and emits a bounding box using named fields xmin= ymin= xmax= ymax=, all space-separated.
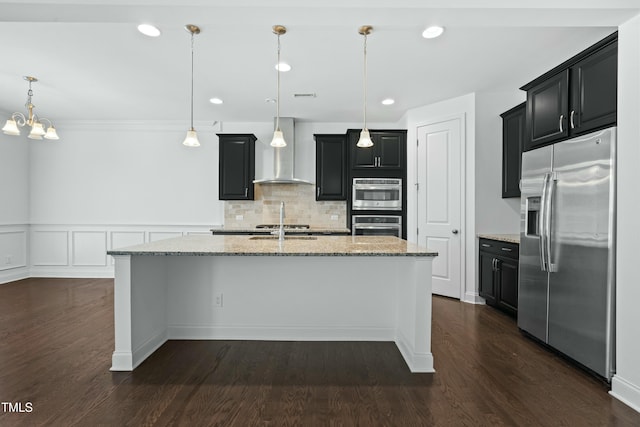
xmin=254 ymin=117 xmax=313 ymax=184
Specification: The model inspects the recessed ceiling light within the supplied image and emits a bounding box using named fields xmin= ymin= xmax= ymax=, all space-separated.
xmin=137 ymin=24 xmax=161 ymax=37
xmin=209 ymin=98 xmax=223 ymax=105
xmin=382 ymin=98 xmax=395 ymax=105
xmin=265 ymin=98 xmax=276 ymax=104
xmin=275 ymin=62 xmax=291 ymax=72
xmin=422 ymin=26 xmax=444 ymax=39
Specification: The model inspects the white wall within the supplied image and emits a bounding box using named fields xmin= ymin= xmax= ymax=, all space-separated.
xmin=611 ymin=14 xmax=640 ymax=414
xmin=403 ymin=93 xmax=478 ymax=303
xmin=474 ymin=90 xmax=525 ymax=234
xmin=0 ymin=114 xmax=30 ymax=283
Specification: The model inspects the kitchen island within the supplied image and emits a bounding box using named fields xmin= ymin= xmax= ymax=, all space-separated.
xmin=108 ymin=235 xmax=437 ymax=373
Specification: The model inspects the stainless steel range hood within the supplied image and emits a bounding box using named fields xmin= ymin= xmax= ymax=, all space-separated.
xmin=254 ymin=117 xmax=313 ymax=184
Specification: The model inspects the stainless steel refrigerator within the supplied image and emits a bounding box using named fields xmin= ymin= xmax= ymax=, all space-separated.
xmin=519 ymin=127 xmax=616 ymax=380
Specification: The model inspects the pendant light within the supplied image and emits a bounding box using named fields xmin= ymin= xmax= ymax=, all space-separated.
xmin=357 ymin=25 xmax=373 ymax=148
xmin=270 ymin=25 xmax=287 ymax=148
xmin=183 ymin=24 xmax=201 ymax=147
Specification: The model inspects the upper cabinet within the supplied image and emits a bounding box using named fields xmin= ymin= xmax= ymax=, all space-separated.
xmin=315 ymin=134 xmax=347 ymax=201
xmin=348 ymin=130 xmax=406 ymax=170
xmin=218 ymin=133 xmax=256 ymax=200
xmin=500 ymin=103 xmax=525 ymax=199
xmin=522 ymin=32 xmax=617 ymax=151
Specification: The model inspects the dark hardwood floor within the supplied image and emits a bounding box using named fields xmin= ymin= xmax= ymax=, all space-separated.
xmin=0 ymin=278 xmax=638 ymax=426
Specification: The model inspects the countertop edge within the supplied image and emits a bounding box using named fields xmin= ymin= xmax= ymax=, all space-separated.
xmin=477 ymin=234 xmax=520 ymax=244
xmin=108 ymin=251 xmax=437 ymax=257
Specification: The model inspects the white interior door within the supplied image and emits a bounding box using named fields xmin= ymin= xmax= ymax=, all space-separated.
xmin=417 ymin=118 xmax=462 ymax=299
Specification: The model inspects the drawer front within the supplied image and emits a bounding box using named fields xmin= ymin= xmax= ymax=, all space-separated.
xmin=479 ymin=238 xmax=519 ymax=258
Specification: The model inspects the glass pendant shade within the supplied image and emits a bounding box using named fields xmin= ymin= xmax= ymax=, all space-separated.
xmin=28 ymin=122 xmax=45 ymax=139
xmin=2 ymin=119 xmax=20 ymax=135
xmin=183 ymin=129 xmax=200 ymax=147
xmin=270 ymin=129 xmax=286 ymax=148
xmin=356 ymin=129 xmax=374 ymax=148
xmin=44 ymin=126 xmax=60 ymax=140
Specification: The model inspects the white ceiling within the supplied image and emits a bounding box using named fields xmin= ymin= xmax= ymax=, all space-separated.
xmin=0 ymin=1 xmax=638 ymax=126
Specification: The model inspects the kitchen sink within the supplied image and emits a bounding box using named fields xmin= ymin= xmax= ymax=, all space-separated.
xmin=249 ymin=236 xmax=317 ymax=241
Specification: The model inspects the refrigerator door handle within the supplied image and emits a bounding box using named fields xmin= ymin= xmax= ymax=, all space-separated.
xmin=546 ymin=172 xmax=558 ymax=273
xmin=539 ymin=172 xmax=551 ymax=272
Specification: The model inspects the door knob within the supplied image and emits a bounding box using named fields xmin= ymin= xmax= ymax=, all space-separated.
xmin=452 ymin=229 xmax=459 ymax=234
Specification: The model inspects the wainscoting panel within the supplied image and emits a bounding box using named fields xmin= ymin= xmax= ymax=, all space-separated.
xmin=0 ymin=225 xmax=29 ymax=284
xmin=149 ymin=232 xmax=183 ymax=242
xmin=31 ymin=230 xmax=69 ymax=266
xmin=72 ymin=231 xmax=108 ymax=266
xmin=25 ymin=224 xmax=218 ymax=279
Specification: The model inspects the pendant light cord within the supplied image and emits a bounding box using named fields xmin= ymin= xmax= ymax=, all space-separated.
xmin=276 ymin=32 xmax=281 ymax=132
xmin=363 ymin=32 xmax=368 ymax=131
xmin=189 ymin=31 xmax=195 ymax=131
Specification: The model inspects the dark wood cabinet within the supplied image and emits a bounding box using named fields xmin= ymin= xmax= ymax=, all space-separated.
xmin=315 ymin=134 xmax=347 ymax=201
xmin=522 ymin=32 xmax=617 ymax=151
xmin=348 ymin=130 xmax=406 ymax=170
xmin=478 ymin=238 xmax=519 ymax=317
xmin=218 ymin=133 xmax=256 ymax=200
xmin=500 ymin=103 xmax=525 ymax=199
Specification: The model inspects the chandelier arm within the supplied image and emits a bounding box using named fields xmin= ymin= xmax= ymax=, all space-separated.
xmin=11 ymin=112 xmax=27 ymax=127
xmin=39 ymin=117 xmax=54 ymax=127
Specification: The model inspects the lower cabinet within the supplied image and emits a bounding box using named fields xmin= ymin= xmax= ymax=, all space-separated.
xmin=479 ymin=238 xmax=519 ymax=317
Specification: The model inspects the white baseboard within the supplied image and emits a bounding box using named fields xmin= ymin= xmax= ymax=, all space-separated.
xmin=610 ymin=375 xmax=640 ymax=414
xmin=167 ymin=325 xmax=396 ymax=341
xmin=464 ymin=291 xmax=485 ymax=304
xmin=395 ymin=330 xmax=435 ymax=373
xmin=30 ymin=268 xmax=114 ymax=279
xmin=0 ymin=268 xmax=29 ymax=285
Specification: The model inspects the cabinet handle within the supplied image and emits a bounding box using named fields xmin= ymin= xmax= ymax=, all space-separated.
xmin=244 ymin=188 xmax=248 ymax=197
xmin=501 ymin=247 xmax=512 ymax=252
xmin=570 ymin=110 xmax=575 ymax=129
xmin=492 ymin=259 xmax=497 ymax=271
xmin=317 ymin=187 xmax=320 ymax=198
xmin=495 ymin=259 xmax=501 ymax=271
xmin=559 ymin=114 xmax=564 ymax=133
xmin=482 ymin=243 xmax=491 ymax=248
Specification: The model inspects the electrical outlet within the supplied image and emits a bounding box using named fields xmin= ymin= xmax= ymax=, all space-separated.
xmin=330 ymin=215 xmax=339 ymax=221
xmin=214 ymin=292 xmax=223 ymax=308
xmin=235 ymin=215 xmax=244 ymax=221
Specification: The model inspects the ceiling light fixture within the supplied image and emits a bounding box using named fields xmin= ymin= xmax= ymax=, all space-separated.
xmin=182 ymin=24 xmax=201 ymax=147
xmin=382 ymin=98 xmax=395 ymax=105
xmin=209 ymin=97 xmax=223 ymax=105
xmin=2 ymin=76 xmax=59 ymax=140
xmin=137 ymin=24 xmax=161 ymax=37
xmin=270 ymin=25 xmax=287 ymax=148
xmin=356 ymin=25 xmax=373 ymax=148
xmin=422 ymin=26 xmax=444 ymax=39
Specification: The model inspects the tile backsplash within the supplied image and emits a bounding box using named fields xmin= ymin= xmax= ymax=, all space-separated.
xmin=224 ymin=184 xmax=347 ymax=228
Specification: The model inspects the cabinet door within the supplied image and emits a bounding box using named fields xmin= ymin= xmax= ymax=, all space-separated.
xmin=350 ymin=131 xmax=377 ymax=169
xmin=525 ymin=70 xmax=569 ymax=151
xmin=376 ymin=132 xmax=404 ymax=169
xmin=218 ymin=134 xmax=256 ymax=200
xmin=570 ymin=41 xmax=617 ymax=135
xmin=501 ymin=103 xmax=525 ymax=198
xmin=497 ymin=256 xmax=518 ymax=315
xmin=315 ymin=134 xmax=347 ymax=200
xmin=479 ymin=251 xmax=497 ymax=305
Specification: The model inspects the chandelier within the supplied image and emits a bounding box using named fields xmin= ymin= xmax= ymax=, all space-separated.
xmin=2 ymin=76 xmax=59 ymax=140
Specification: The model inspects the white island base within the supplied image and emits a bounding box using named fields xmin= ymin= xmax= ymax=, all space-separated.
xmin=110 ymin=237 xmax=435 ymax=373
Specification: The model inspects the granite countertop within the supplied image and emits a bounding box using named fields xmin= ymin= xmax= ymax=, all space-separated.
xmin=108 ymin=234 xmax=437 ymax=257
xmin=477 ymin=234 xmax=520 ymax=244
xmin=210 ymin=226 xmax=351 ymax=235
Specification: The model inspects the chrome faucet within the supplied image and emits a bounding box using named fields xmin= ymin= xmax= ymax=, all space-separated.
xmin=272 ymin=201 xmax=286 ymax=242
